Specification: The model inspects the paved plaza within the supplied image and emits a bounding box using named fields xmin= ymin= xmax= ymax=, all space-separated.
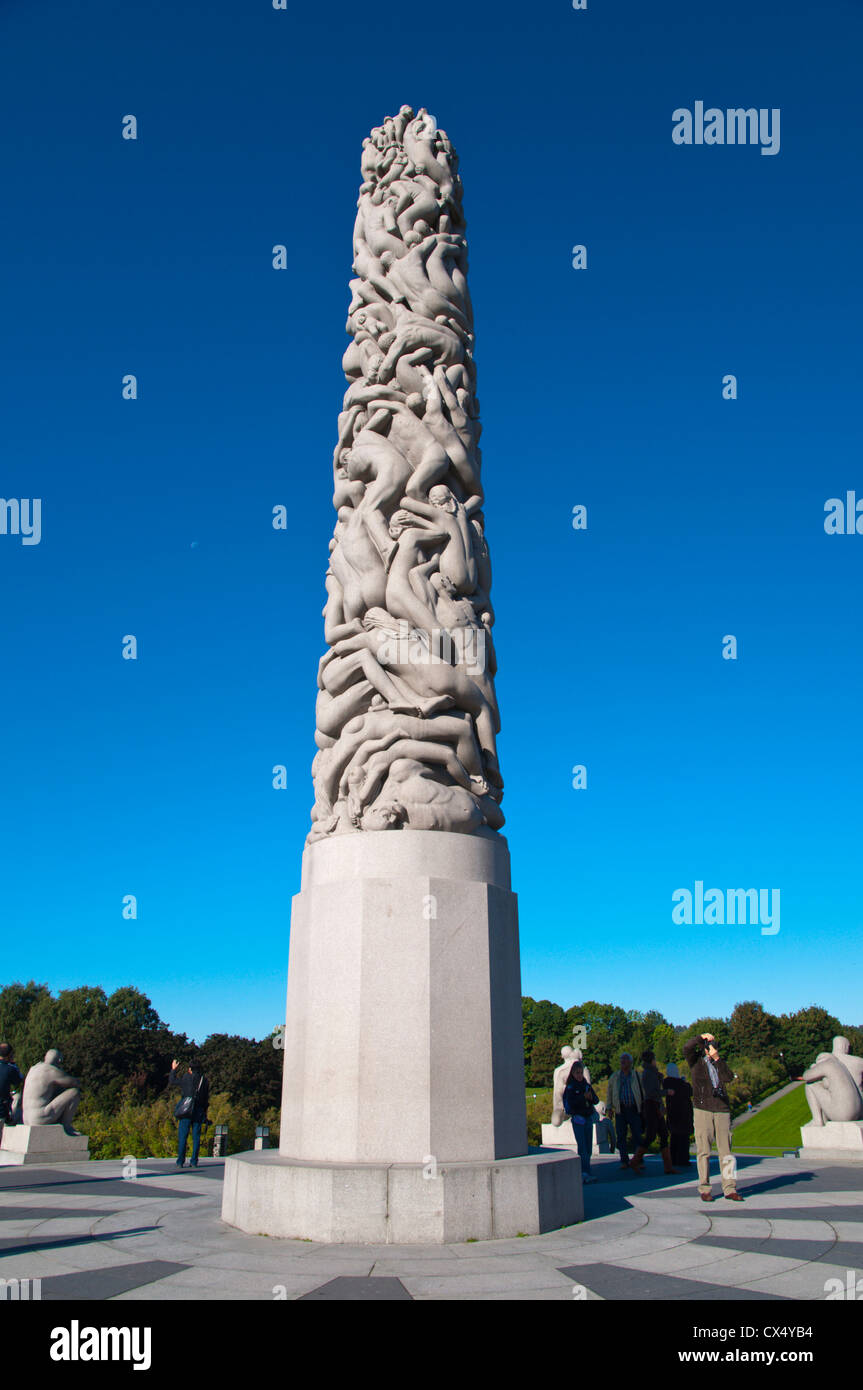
xmin=1 ymin=1151 xmax=861 ymax=1301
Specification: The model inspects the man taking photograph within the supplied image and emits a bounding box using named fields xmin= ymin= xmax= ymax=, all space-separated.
xmin=682 ymin=1031 xmax=742 ymax=1203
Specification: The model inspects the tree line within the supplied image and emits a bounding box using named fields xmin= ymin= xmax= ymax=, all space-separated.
xmin=2 ymin=983 xmax=859 ymax=1132
xmin=523 ymin=997 xmax=863 ymax=1092
xmin=0 ymin=982 xmax=282 ymax=1118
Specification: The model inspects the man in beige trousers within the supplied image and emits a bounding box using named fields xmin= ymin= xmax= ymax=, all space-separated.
xmin=682 ymin=1032 xmax=743 ymax=1202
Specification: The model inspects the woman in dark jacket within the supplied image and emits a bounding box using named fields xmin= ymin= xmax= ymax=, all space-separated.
xmin=169 ymin=1058 xmax=209 ymax=1168
xmin=662 ymin=1062 xmax=693 ymax=1167
xmin=563 ymin=1060 xmax=599 ymax=1184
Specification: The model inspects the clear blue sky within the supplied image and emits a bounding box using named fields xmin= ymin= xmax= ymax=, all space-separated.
xmin=2 ymin=0 xmax=860 ymax=1042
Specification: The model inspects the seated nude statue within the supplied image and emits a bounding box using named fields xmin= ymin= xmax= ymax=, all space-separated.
xmin=830 ymin=1035 xmax=863 ymax=1092
xmin=803 ymin=1050 xmax=863 ymax=1126
xmin=22 ymin=1050 xmax=84 ymax=1134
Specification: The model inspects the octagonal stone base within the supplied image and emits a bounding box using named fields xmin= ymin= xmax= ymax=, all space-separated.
xmin=221 ymin=1148 xmax=583 ymax=1244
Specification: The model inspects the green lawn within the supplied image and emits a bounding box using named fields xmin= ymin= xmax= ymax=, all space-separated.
xmin=732 ymin=1084 xmax=808 ymax=1152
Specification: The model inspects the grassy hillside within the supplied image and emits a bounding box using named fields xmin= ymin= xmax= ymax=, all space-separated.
xmin=732 ymin=1084 xmax=809 ymax=1152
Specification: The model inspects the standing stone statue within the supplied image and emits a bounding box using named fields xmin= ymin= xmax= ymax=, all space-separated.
xmin=309 ymin=105 xmax=504 ymax=843
xmin=22 ymin=1050 xmax=84 ymax=1134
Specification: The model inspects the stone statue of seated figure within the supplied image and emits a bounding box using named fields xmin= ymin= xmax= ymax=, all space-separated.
xmin=22 ymin=1050 xmax=84 ymax=1135
xmin=803 ymin=1048 xmax=863 ymax=1126
xmin=830 ymin=1034 xmax=863 ymax=1092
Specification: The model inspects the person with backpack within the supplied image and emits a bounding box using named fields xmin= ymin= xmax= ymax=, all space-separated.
xmin=168 ymin=1057 xmax=209 ymax=1168
xmin=562 ymin=1058 xmax=599 ymax=1184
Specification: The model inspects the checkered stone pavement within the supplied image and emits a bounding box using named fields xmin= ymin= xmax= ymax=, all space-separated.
xmin=0 ymin=1153 xmax=860 ymax=1301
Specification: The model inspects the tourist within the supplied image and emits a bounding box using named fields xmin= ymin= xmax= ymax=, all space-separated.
xmin=0 ymin=1043 xmax=23 ymax=1133
xmin=168 ymin=1058 xmax=210 ymax=1169
xmin=606 ymin=1052 xmax=645 ymax=1172
xmin=683 ymin=1032 xmax=742 ymax=1202
xmin=631 ymin=1050 xmax=678 ymax=1174
xmin=662 ymin=1062 xmax=694 ymax=1167
xmin=562 ymin=1059 xmax=599 ymax=1183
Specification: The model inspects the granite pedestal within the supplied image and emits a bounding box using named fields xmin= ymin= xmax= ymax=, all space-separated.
xmin=0 ymin=1124 xmax=89 ymax=1166
xmin=222 ymin=831 xmax=583 ymax=1242
xmin=800 ymin=1119 xmax=863 ymax=1161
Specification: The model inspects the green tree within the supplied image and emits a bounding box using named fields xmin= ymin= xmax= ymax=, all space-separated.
xmin=842 ymin=1026 xmax=863 ymax=1058
xmin=650 ymin=1023 xmax=677 ymax=1065
xmin=0 ymin=981 xmax=189 ymax=1106
xmin=106 ymin=986 xmax=167 ymax=1032
xmin=725 ymin=1055 xmax=786 ymax=1112
xmin=775 ymin=1006 xmax=842 ymax=1076
xmin=565 ymin=1002 xmax=631 ymax=1080
xmin=729 ymin=1001 xmax=775 ymax=1059
xmin=0 ymin=981 xmax=50 ymax=1055
xmin=527 ymin=1036 xmax=561 ymax=1087
xmin=22 ymin=985 xmax=108 ymax=1068
xmin=197 ymin=1033 xmax=282 ymax=1117
xmin=522 ymin=998 xmax=568 ymax=1082
xmin=678 ymin=1017 xmax=732 ymax=1063
xmin=624 ymin=1009 xmax=670 ymax=1064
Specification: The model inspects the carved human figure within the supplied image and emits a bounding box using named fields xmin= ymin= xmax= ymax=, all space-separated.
xmin=379 ymin=235 xmax=471 ymax=332
xmin=325 ymin=708 xmax=485 ymax=809
xmin=337 ymin=609 xmax=500 ymax=772
xmin=328 ymin=504 xmax=387 ymax=620
xmin=308 ymin=109 xmax=504 ymax=838
xmin=389 ymin=181 xmax=444 ymax=243
xmin=318 ymin=626 xmax=436 ymax=720
xmin=403 ymin=109 xmax=455 ymax=202
xmin=22 ymin=1050 xmax=84 ymax=1133
xmin=398 ymin=487 xmax=479 ymax=591
xmin=362 ymin=758 xmax=487 ymax=833
xmin=418 ymin=365 xmax=481 ymax=477
xmin=397 ymin=369 xmax=482 ymax=498
xmin=375 ymin=310 xmax=467 ymax=397
xmin=341 ymin=306 xmax=392 ymax=383
xmin=803 ymin=1052 xmax=863 ymax=1125
xmin=831 ymin=1035 xmax=863 ymax=1093
xmin=353 ymin=195 xmax=405 ymax=262
xmin=384 ymin=506 xmax=488 ymax=650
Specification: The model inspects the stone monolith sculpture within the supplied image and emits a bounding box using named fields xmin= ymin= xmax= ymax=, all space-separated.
xmin=222 ymin=107 xmax=581 ymax=1242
